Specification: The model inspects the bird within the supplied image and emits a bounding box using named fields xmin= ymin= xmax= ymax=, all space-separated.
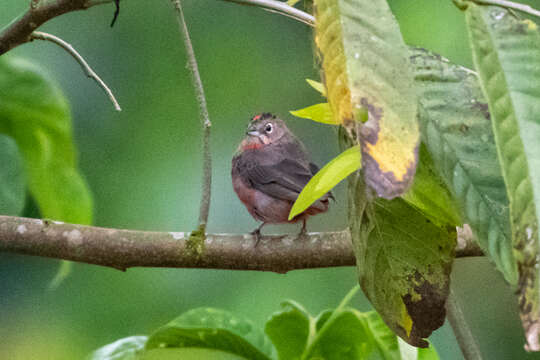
xmin=231 ymin=113 xmax=332 ymax=244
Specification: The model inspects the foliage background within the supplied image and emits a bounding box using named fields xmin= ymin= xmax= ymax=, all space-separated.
xmin=0 ymin=0 xmax=538 ymax=358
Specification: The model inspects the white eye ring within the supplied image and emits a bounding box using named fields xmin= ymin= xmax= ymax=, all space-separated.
xmin=265 ymin=123 xmax=273 ymax=133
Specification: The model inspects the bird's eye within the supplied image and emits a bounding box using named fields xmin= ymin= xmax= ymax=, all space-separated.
xmin=265 ymin=123 xmax=273 ymax=133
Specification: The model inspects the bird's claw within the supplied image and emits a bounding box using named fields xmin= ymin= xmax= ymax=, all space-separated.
xmin=297 ymin=219 xmax=308 ymax=240
xmin=251 ymin=228 xmax=262 ymax=247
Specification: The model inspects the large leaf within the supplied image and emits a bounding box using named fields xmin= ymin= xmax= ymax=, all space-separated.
xmin=348 ymin=171 xmax=455 ymax=348
xmin=401 ymin=144 xmax=461 ymax=228
xmin=289 ymin=145 xmax=360 ymax=220
xmin=0 ymin=135 xmax=25 ymax=215
xmin=89 ymin=336 xmax=148 ymax=360
xmin=314 ymin=0 xmax=419 ymax=199
xmin=304 ymin=307 xmax=439 ymax=359
xmin=145 ymin=308 xmax=273 ymax=360
xmin=265 ymin=300 xmax=311 ymax=360
xmin=0 ymin=56 xmax=92 ymax=224
xmin=410 ymin=47 xmax=517 ymax=284
xmin=462 ymin=3 xmax=540 ymax=350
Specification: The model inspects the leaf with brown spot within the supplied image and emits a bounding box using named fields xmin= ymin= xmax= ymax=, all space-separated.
xmin=314 ymin=0 xmax=419 ymax=199
xmin=347 ymin=170 xmax=455 ymax=348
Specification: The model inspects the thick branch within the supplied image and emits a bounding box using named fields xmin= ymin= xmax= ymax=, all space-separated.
xmin=0 ymin=0 xmax=114 ymax=56
xmin=0 ymin=216 xmax=482 ymax=273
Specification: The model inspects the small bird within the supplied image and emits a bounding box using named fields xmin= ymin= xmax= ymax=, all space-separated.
xmin=231 ymin=113 xmax=332 ymax=243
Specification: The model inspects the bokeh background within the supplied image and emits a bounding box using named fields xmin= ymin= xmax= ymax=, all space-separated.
xmin=1 ymin=0 xmax=539 ymax=359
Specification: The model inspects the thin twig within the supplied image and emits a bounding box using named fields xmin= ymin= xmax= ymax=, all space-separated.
xmin=222 ymin=0 xmax=315 ymax=26
xmin=171 ymin=0 xmax=212 ymax=228
xmin=30 ymin=31 xmax=121 ymax=111
xmin=446 ymin=288 xmax=484 ymax=360
xmin=0 ymin=215 xmax=482 ymax=272
xmin=474 ymin=0 xmax=540 ymax=17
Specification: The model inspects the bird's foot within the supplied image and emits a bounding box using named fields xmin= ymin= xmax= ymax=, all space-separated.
xmin=251 ymin=228 xmax=262 ymax=247
xmin=251 ymin=223 xmax=266 ymax=247
xmin=297 ymin=220 xmax=308 ymax=240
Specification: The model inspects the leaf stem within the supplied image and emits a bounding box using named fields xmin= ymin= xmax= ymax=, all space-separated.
xmin=30 ymin=31 xmax=121 ymax=111
xmin=474 ymin=0 xmax=540 ymax=17
xmin=170 ymin=0 xmax=212 ymax=228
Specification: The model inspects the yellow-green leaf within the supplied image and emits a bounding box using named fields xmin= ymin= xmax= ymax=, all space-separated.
xmin=314 ymin=0 xmax=419 ymax=199
xmin=289 ymin=145 xmax=360 ymax=220
xmin=290 ymin=103 xmax=336 ymax=125
xmin=306 ymin=79 xmax=326 ymax=96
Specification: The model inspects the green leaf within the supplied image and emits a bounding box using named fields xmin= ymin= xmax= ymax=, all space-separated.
xmin=302 ymin=309 xmax=376 ymax=360
xmin=141 ymin=348 xmax=248 ymax=360
xmin=463 ymin=3 xmax=540 ymax=349
xmin=306 ymin=79 xmax=326 ymax=96
xmin=265 ymin=300 xmax=311 ymax=360
xmin=397 ymin=338 xmax=439 ymax=360
xmin=401 ymin=144 xmax=461 ymax=228
xmin=0 ymin=56 xmax=92 ymax=224
xmin=289 ymin=145 xmax=360 ymax=220
xmin=348 ymin=172 xmax=456 ymax=348
xmin=410 ymin=47 xmax=517 ymax=284
xmin=145 ymin=308 xmax=273 ymax=360
xmin=363 ymin=311 xmax=400 ymax=359
xmin=89 ymin=336 xmax=147 ymax=360
xmin=290 ymin=103 xmax=336 ymax=124
xmin=314 ymin=0 xmax=419 ymax=199
xmin=0 ymin=135 xmax=25 ymax=215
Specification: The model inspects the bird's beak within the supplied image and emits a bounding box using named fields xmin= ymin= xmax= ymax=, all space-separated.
xmin=246 ymin=127 xmax=260 ymax=137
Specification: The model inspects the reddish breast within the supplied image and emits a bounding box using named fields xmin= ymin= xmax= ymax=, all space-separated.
xmin=239 ymin=138 xmax=264 ymax=151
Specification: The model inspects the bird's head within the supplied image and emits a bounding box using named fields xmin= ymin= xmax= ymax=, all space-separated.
xmin=241 ymin=113 xmax=290 ymax=150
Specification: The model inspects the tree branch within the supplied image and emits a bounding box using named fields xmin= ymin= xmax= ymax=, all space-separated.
xmin=474 ymin=0 xmax=540 ymax=17
xmin=30 ymin=31 xmax=121 ymax=111
xmin=171 ymin=0 xmax=212 ymax=228
xmin=446 ymin=288 xmax=484 ymax=360
xmin=221 ymin=0 xmax=315 ymax=26
xmin=0 ymin=0 xmax=314 ymax=59
xmin=0 ymin=215 xmax=482 ymax=273
xmin=0 ymin=0 xmax=115 ymax=56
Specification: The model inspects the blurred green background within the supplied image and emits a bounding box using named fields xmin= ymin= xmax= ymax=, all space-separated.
xmin=1 ymin=0 xmax=539 ymax=359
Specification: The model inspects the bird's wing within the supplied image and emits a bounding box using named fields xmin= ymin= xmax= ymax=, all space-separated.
xmin=243 ymin=157 xmax=313 ymax=202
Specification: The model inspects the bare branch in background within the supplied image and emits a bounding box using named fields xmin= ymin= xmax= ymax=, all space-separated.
xmin=30 ymin=31 xmax=121 ymax=111
xmin=474 ymin=0 xmax=540 ymax=17
xmin=0 ymin=0 xmax=116 ymax=56
xmin=222 ymin=0 xmax=315 ymax=26
xmin=0 ymin=0 xmax=314 ymax=59
xmin=0 ymin=216 xmax=483 ymax=272
xmin=171 ymin=0 xmax=212 ymax=229
xmin=447 ymin=288 xmax=484 ymax=360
